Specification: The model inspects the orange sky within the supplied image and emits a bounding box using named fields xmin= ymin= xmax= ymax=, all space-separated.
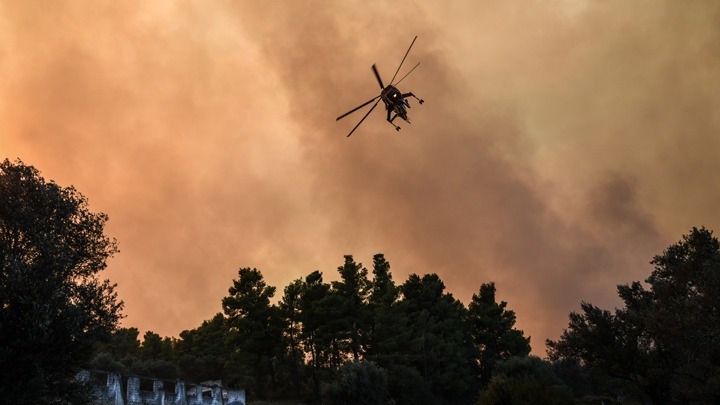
xmin=2 ymin=0 xmax=720 ymax=354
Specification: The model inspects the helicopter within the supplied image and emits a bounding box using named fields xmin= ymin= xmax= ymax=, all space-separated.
xmin=336 ymin=36 xmax=425 ymax=137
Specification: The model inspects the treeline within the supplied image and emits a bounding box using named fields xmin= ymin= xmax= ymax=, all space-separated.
xmin=4 ymin=159 xmax=720 ymax=404
xmin=547 ymin=227 xmax=720 ymax=404
xmin=92 ymin=230 xmax=720 ymax=404
xmin=91 ymin=254 xmax=533 ymax=404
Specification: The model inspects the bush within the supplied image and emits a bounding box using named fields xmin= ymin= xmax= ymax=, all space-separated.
xmin=386 ymin=365 xmax=435 ymax=405
xmin=478 ymin=356 xmax=575 ymax=405
xmin=321 ymin=360 xmax=390 ymax=405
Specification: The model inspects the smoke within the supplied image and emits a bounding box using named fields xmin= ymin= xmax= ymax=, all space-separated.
xmin=1 ymin=0 xmax=719 ymax=351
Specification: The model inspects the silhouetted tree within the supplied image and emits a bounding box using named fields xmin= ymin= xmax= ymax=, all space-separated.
xmin=365 ymin=254 xmax=407 ymax=367
xmin=131 ymin=331 xmax=178 ymax=378
xmin=468 ymin=282 xmax=531 ymax=386
xmin=331 ymin=255 xmax=371 ymax=360
xmin=548 ymin=227 xmax=720 ymax=403
xmin=279 ymin=278 xmax=304 ymax=397
xmin=0 ymin=159 xmax=122 ymax=405
xmin=398 ymin=273 xmax=477 ymax=403
xmin=222 ymin=268 xmax=283 ymax=399
xmin=368 ymin=254 xmax=397 ymax=309
xmin=139 ymin=331 xmax=163 ymax=361
xmin=299 ymin=270 xmax=333 ymax=402
xmin=175 ymin=313 xmax=230 ymax=383
xmin=105 ymin=327 xmax=141 ymax=360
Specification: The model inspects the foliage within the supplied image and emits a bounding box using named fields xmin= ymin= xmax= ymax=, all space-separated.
xmin=386 ymin=365 xmax=434 ymax=405
xmin=132 ymin=359 xmax=178 ymax=380
xmin=330 ymin=255 xmax=371 ymax=361
xmin=105 ymin=327 xmax=141 ymax=359
xmin=92 ymin=327 xmax=181 ymax=380
xmin=88 ymin=352 xmax=129 ymax=375
xmin=279 ymin=278 xmax=305 ymax=397
xmin=0 ymin=160 xmax=563 ymax=405
xmin=298 ymin=270 xmax=334 ymax=402
xmin=468 ymin=283 xmax=531 ymax=386
xmin=397 ymin=273 xmax=478 ymax=403
xmin=175 ymin=313 xmax=230 ymax=382
xmin=320 ymin=360 xmax=390 ymax=405
xmin=139 ymin=331 xmax=164 ymax=361
xmin=223 ymin=268 xmax=284 ymax=399
xmin=477 ymin=356 xmax=575 ymax=405
xmin=548 ymin=227 xmax=720 ymax=403
xmin=85 ymin=252 xmax=534 ymax=405
xmin=0 ymin=159 xmax=122 ymax=405
xmin=365 ymin=254 xmax=407 ymax=367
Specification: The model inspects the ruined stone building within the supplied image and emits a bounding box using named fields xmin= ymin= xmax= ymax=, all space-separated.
xmin=77 ymin=370 xmax=245 ymax=405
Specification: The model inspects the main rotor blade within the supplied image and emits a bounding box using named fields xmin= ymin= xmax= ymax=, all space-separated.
xmin=371 ymin=64 xmax=384 ymax=89
xmin=390 ymin=35 xmax=418 ymax=85
xmin=336 ymin=96 xmax=381 ymax=121
xmin=347 ymin=99 xmax=381 ymax=137
xmin=393 ymin=62 xmax=420 ymax=86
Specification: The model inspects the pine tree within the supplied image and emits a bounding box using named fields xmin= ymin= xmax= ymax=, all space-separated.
xmin=468 ymin=282 xmax=531 ymax=386
xmin=298 ymin=270 xmax=333 ymax=401
xmin=222 ymin=268 xmax=283 ymax=399
xmin=279 ymin=278 xmax=304 ymax=397
xmin=398 ymin=274 xmax=477 ymax=402
xmin=174 ymin=313 xmax=231 ymax=383
xmin=365 ymin=254 xmax=405 ymax=366
xmin=331 ymin=255 xmax=371 ymax=360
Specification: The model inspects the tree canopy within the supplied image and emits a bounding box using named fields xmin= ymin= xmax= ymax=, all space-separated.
xmin=548 ymin=227 xmax=720 ymax=403
xmin=469 ymin=282 xmax=531 ymax=385
xmin=0 ymin=159 xmax=122 ymax=405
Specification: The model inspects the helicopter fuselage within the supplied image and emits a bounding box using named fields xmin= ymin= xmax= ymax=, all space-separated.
xmin=381 ymin=85 xmax=409 ymax=121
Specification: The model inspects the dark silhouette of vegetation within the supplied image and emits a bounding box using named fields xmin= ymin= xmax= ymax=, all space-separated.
xmin=27 ymin=158 xmax=720 ymax=404
xmin=478 ymin=356 xmax=574 ymax=405
xmin=0 ymin=159 xmax=122 ymax=405
xmin=548 ymin=227 xmax=720 ymax=404
xmin=394 ymin=273 xmax=478 ymax=403
xmin=94 ymin=227 xmax=719 ymax=404
xmin=222 ymin=268 xmax=284 ymax=398
xmin=320 ymin=360 xmax=390 ymax=405
xmin=174 ymin=313 xmax=230 ymax=382
xmin=90 ymin=255 xmax=531 ymax=404
xmin=469 ymin=282 xmax=531 ymax=386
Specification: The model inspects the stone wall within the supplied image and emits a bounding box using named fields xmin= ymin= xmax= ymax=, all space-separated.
xmin=77 ymin=370 xmax=245 ymax=405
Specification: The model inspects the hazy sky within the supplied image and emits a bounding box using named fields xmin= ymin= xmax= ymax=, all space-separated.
xmin=2 ymin=0 xmax=719 ymax=354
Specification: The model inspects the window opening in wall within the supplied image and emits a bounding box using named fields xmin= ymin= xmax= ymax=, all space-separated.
xmin=139 ymin=378 xmax=154 ymax=392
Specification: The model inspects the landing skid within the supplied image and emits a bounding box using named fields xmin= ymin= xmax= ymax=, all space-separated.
xmin=387 ymin=111 xmax=401 ymax=131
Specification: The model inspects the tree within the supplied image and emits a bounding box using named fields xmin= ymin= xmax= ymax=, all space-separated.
xmin=397 ymin=273 xmax=477 ymax=403
xmin=468 ymin=282 xmax=531 ymax=386
xmin=548 ymin=227 xmax=720 ymax=403
xmin=222 ymin=268 xmax=283 ymax=399
xmin=368 ymin=254 xmax=397 ymax=309
xmin=134 ymin=330 xmax=178 ymax=379
xmin=365 ymin=254 xmax=407 ymax=367
xmin=279 ymin=278 xmax=305 ymax=398
xmin=175 ymin=313 xmax=230 ymax=383
xmin=299 ymin=270 xmax=334 ymax=402
xmin=105 ymin=327 xmax=141 ymax=360
xmin=139 ymin=331 xmax=164 ymax=361
xmin=0 ymin=159 xmax=122 ymax=405
xmin=330 ymin=255 xmax=371 ymax=360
